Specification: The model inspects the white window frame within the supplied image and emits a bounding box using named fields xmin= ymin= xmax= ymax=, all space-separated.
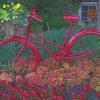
xmin=79 ymin=2 xmax=97 ymax=21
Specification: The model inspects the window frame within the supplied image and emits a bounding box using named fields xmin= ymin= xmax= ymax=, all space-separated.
xmin=79 ymin=2 xmax=97 ymax=22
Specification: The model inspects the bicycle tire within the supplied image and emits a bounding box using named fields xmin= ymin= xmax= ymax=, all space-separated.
xmin=0 ymin=36 xmax=40 ymax=72
xmin=66 ymin=29 xmax=100 ymax=65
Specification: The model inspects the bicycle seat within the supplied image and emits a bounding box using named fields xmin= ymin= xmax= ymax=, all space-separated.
xmin=63 ymin=16 xmax=80 ymax=23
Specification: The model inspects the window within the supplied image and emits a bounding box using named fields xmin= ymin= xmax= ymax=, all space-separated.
xmin=79 ymin=2 xmax=97 ymax=22
xmin=81 ymin=5 xmax=96 ymax=21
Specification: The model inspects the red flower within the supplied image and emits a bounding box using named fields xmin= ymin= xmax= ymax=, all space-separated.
xmin=31 ymin=9 xmax=37 ymax=15
xmin=41 ymin=87 xmax=48 ymax=93
xmin=52 ymin=89 xmax=58 ymax=96
xmin=41 ymin=93 xmax=46 ymax=99
xmin=36 ymin=90 xmax=41 ymax=97
xmin=96 ymin=91 xmax=100 ymax=98
xmin=26 ymin=89 xmax=31 ymax=94
xmin=22 ymin=96 xmax=27 ymax=100
xmin=28 ymin=83 xmax=34 ymax=88
xmin=22 ymin=91 xmax=30 ymax=100
xmin=58 ymin=86 xmax=65 ymax=91
xmin=49 ymin=96 xmax=56 ymax=100
xmin=32 ymin=90 xmax=41 ymax=97
xmin=5 ymin=82 xmax=9 ymax=89
xmin=17 ymin=87 xmax=23 ymax=93
xmin=0 ymin=91 xmax=3 ymax=96
xmin=0 ymin=81 xmax=6 ymax=85
xmin=32 ymin=91 xmax=37 ymax=96
xmin=72 ymin=92 xmax=78 ymax=99
xmin=82 ymin=85 xmax=93 ymax=92
xmin=10 ymin=87 xmax=16 ymax=93
xmin=8 ymin=95 xmax=16 ymax=100
xmin=22 ymin=90 xmax=31 ymax=99
xmin=16 ymin=75 xmax=24 ymax=83
xmin=80 ymin=92 xmax=85 ymax=100
xmin=56 ymin=96 xmax=63 ymax=100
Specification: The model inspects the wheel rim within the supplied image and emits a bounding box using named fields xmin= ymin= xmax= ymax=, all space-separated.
xmin=67 ymin=33 xmax=100 ymax=65
xmin=0 ymin=39 xmax=37 ymax=72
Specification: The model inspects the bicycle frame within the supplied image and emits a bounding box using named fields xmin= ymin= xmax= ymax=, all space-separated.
xmin=0 ymin=14 xmax=100 ymax=71
xmin=25 ymin=19 xmax=74 ymax=62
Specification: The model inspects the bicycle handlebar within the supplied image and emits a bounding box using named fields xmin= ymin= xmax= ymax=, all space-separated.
xmin=29 ymin=9 xmax=42 ymax=23
xmin=28 ymin=14 xmax=42 ymax=23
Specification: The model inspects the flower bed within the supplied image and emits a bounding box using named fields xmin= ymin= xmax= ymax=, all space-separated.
xmin=0 ymin=80 xmax=100 ymax=100
xmin=0 ymin=58 xmax=100 ymax=99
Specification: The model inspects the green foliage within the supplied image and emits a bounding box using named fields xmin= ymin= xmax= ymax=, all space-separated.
xmin=0 ymin=3 xmax=29 ymax=27
xmin=0 ymin=0 xmax=80 ymax=15
xmin=0 ymin=0 xmax=80 ymax=31
xmin=94 ymin=86 xmax=100 ymax=91
xmin=38 ymin=0 xmax=80 ymax=16
xmin=48 ymin=16 xmax=69 ymax=29
xmin=0 ymin=8 xmax=9 ymax=22
xmin=29 ymin=0 xmax=80 ymax=31
xmin=32 ymin=15 xmax=69 ymax=32
xmin=32 ymin=21 xmax=43 ymax=33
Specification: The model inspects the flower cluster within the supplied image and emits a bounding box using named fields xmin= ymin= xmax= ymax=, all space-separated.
xmin=77 ymin=59 xmax=100 ymax=91
xmin=24 ymin=61 xmax=89 ymax=88
xmin=77 ymin=59 xmax=95 ymax=73
xmin=0 ymin=72 xmax=14 ymax=82
xmin=25 ymin=72 xmax=44 ymax=86
xmin=63 ymin=66 xmax=89 ymax=88
xmin=45 ymin=68 xmax=64 ymax=87
xmin=0 ymin=58 xmax=100 ymax=99
xmin=0 ymin=80 xmax=99 ymax=100
xmin=0 ymin=3 xmax=29 ymax=27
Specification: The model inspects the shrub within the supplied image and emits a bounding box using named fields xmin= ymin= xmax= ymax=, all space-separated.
xmin=48 ymin=16 xmax=69 ymax=29
xmin=0 ymin=3 xmax=29 ymax=27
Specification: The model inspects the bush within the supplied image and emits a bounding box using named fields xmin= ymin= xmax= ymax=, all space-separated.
xmin=32 ymin=15 xmax=69 ymax=32
xmin=0 ymin=3 xmax=29 ymax=27
xmin=48 ymin=16 xmax=69 ymax=29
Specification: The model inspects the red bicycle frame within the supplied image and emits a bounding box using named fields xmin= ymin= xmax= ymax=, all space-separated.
xmin=26 ymin=19 xmax=74 ymax=62
xmin=1 ymin=13 xmax=100 ymax=71
xmin=13 ymin=14 xmax=100 ymax=65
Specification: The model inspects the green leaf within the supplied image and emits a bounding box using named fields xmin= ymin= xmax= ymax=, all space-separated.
xmin=94 ymin=86 xmax=100 ymax=91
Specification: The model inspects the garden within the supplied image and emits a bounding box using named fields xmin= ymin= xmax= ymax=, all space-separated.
xmin=0 ymin=0 xmax=100 ymax=100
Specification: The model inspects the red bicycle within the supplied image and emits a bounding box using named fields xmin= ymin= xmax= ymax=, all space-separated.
xmin=0 ymin=10 xmax=100 ymax=72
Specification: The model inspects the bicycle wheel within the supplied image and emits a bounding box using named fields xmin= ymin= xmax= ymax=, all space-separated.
xmin=66 ymin=29 xmax=100 ymax=65
xmin=0 ymin=36 xmax=40 ymax=72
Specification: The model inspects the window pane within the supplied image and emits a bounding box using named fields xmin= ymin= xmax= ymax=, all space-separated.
xmin=91 ymin=18 xmax=96 ymax=22
xmin=81 ymin=17 xmax=87 ymax=21
xmin=89 ymin=6 xmax=96 ymax=10
xmin=81 ymin=12 xmax=87 ymax=18
xmin=82 ymin=6 xmax=88 ymax=11
xmin=81 ymin=5 xmax=96 ymax=21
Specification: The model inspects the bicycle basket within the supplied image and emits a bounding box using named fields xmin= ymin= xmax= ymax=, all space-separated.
xmin=0 ymin=22 xmax=28 ymax=36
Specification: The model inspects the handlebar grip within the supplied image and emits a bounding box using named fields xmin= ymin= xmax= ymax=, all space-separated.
xmin=28 ymin=14 xmax=42 ymax=23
